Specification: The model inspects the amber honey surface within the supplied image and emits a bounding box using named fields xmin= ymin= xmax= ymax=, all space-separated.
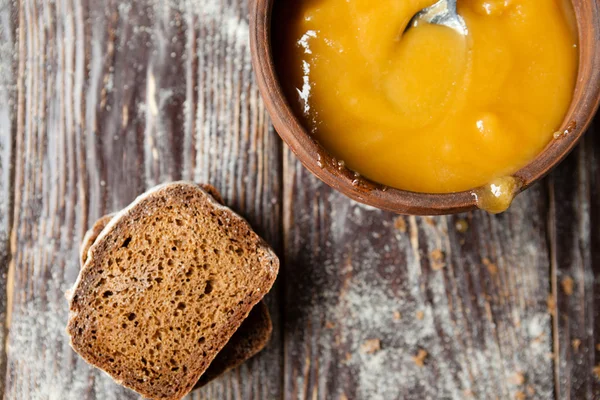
xmin=275 ymin=0 xmax=578 ymax=193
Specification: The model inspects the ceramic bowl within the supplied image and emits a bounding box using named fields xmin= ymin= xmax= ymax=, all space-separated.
xmin=250 ymin=0 xmax=600 ymax=215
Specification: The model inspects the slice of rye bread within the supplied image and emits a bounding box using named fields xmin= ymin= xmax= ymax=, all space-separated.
xmin=79 ymin=213 xmax=273 ymax=389
xmin=67 ymin=182 xmax=279 ymax=400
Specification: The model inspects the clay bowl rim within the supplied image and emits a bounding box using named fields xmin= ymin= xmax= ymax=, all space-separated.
xmin=250 ymin=0 xmax=600 ymax=215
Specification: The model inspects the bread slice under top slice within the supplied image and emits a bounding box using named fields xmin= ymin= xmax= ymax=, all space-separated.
xmin=79 ymin=211 xmax=272 ymax=390
xmin=194 ymin=298 xmax=272 ymax=388
xmin=80 ymin=213 xmax=116 ymax=265
xmin=67 ymin=182 xmax=279 ymax=400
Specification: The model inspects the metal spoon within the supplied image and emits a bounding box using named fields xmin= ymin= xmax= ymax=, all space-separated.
xmin=407 ymin=0 xmax=467 ymax=35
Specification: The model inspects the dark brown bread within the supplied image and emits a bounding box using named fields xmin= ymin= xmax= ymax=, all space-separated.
xmin=79 ymin=184 xmax=222 ymax=266
xmin=79 ymin=208 xmax=272 ymax=390
xmin=67 ymin=182 xmax=279 ymax=400
xmin=195 ymin=300 xmax=272 ymax=388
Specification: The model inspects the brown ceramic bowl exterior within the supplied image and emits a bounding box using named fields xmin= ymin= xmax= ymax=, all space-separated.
xmin=250 ymin=1 xmax=600 ymax=215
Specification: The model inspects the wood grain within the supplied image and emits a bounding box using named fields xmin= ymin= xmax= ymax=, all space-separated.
xmin=549 ymin=119 xmax=600 ymax=399
xmin=2 ymin=0 xmax=600 ymax=399
xmin=282 ymin=145 xmax=556 ymax=399
xmin=0 ymin=0 xmax=16 ymax=394
xmin=4 ymin=0 xmax=281 ymax=399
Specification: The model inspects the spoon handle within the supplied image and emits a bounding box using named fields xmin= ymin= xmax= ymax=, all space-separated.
xmin=446 ymin=0 xmax=458 ymax=13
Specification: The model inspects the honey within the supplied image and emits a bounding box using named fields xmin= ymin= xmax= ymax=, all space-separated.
xmin=275 ymin=0 xmax=577 ymax=194
xmin=472 ymin=176 xmax=521 ymax=214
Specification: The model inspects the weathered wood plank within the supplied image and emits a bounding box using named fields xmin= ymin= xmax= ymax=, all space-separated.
xmin=0 ymin=0 xmax=16 ymax=393
xmin=282 ymin=146 xmax=555 ymax=399
xmin=5 ymin=0 xmax=282 ymax=399
xmin=6 ymin=0 xmax=136 ymax=397
xmin=6 ymin=0 xmax=598 ymax=398
xmin=549 ymin=117 xmax=600 ymax=399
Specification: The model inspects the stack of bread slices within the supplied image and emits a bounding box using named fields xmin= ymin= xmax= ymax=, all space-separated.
xmin=67 ymin=182 xmax=279 ymax=399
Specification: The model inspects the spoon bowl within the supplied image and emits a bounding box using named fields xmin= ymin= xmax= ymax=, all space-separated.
xmin=408 ymin=0 xmax=467 ymax=35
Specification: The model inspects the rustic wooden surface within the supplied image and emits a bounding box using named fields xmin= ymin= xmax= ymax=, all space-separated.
xmin=0 ymin=0 xmax=598 ymax=399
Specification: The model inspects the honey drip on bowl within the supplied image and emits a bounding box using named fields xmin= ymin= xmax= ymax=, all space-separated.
xmin=472 ymin=176 xmax=522 ymax=214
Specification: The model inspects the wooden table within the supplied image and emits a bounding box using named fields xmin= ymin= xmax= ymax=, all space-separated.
xmin=1 ymin=0 xmax=598 ymax=399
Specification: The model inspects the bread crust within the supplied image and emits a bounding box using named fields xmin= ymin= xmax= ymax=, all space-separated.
xmin=80 ymin=213 xmax=115 ymax=265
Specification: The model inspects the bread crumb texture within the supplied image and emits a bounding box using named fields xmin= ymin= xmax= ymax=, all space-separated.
xmin=429 ymin=249 xmax=446 ymax=271
xmin=67 ymin=182 xmax=279 ymax=400
xmin=412 ymin=349 xmax=428 ymax=367
xmin=508 ymin=372 xmax=526 ymax=386
xmin=561 ymin=276 xmax=574 ymax=296
xmin=593 ymin=365 xmax=600 ymax=381
xmin=80 ymin=208 xmax=273 ymax=391
xmin=194 ymin=301 xmax=272 ymax=389
xmin=393 ymin=217 xmax=407 ymax=233
xmin=360 ymin=339 xmax=381 ymax=355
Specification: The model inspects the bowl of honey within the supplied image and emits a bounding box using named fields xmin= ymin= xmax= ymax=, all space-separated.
xmin=250 ymin=0 xmax=600 ymax=215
